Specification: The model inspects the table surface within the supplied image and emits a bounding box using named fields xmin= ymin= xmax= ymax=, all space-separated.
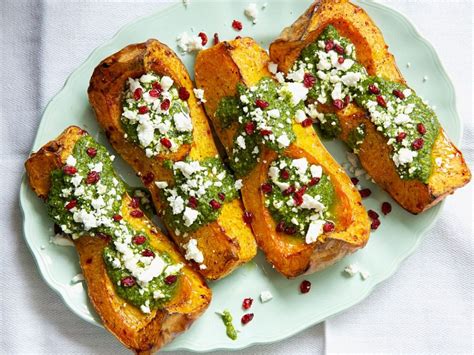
xmin=1 ymin=1 xmax=472 ymax=354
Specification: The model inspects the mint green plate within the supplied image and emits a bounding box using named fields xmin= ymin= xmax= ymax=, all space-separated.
xmin=19 ymin=0 xmax=462 ymax=352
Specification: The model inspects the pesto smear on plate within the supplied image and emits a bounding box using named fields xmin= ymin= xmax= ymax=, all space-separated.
xmin=47 ymin=135 xmax=182 ymax=313
xmin=121 ymin=72 xmax=193 ymax=157
xmin=287 ymin=25 xmax=440 ymax=182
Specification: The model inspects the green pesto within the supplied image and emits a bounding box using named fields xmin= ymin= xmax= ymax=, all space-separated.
xmin=103 ymin=246 xmax=177 ymax=309
xmin=215 ymin=78 xmax=303 ymax=177
xmin=347 ymin=124 xmax=366 ymax=153
xmin=47 ymin=135 xmax=178 ymax=312
xmin=220 ymin=310 xmax=237 ymax=340
xmin=355 ymin=77 xmax=440 ymax=182
xmin=296 ymin=25 xmax=440 ymax=182
xmin=162 ymin=157 xmax=239 ymax=234
xmin=317 ymin=113 xmax=342 ymax=139
xmin=265 ymin=157 xmax=335 ymax=238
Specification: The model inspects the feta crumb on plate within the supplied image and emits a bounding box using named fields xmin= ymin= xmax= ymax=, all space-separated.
xmin=260 ymin=290 xmax=273 ymax=303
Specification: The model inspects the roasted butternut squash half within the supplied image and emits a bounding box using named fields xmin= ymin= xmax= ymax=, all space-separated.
xmin=24 ymin=126 xmax=211 ymax=354
xmin=88 ymin=39 xmax=257 ymax=280
xmin=269 ymin=0 xmax=471 ymax=213
xmin=195 ymin=38 xmax=370 ymax=278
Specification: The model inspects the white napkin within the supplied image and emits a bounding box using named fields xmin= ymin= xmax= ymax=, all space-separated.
xmin=0 ymin=1 xmax=471 ymax=354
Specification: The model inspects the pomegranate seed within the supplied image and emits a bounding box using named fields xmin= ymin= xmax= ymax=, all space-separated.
xmin=283 ymin=186 xmax=296 ymax=196
xmin=293 ymin=193 xmax=303 ymax=206
xmin=160 ymin=137 xmax=172 ymax=149
xmin=309 ymin=177 xmax=320 ymax=186
xmin=149 ymin=89 xmax=160 ymax=98
xmin=284 ymin=225 xmax=297 ymax=235
xmin=86 ymin=147 xmax=97 ymax=157
xmin=243 ymin=211 xmax=253 ymax=224
xmin=244 ymin=121 xmax=255 ymax=135
xmin=300 ymin=280 xmax=311 ymax=293
xmin=188 ymin=196 xmax=198 ymax=208
xmin=382 ymin=202 xmax=392 ymax=215
xmin=164 ymin=275 xmax=177 ymax=285
xmin=412 ymin=138 xmax=424 ymax=150
xmin=344 ymin=95 xmax=351 ymax=107
xmin=376 ymin=95 xmax=387 ymax=108
xmin=368 ymin=84 xmax=380 ymax=95
xmin=417 ymin=123 xmax=426 ymax=135
xmin=65 ymin=200 xmax=77 ymax=210
xmin=112 ymin=214 xmax=122 ymax=222
xmin=303 ymin=73 xmax=316 ymax=88
xmin=368 ymin=209 xmax=379 ymax=220
xmin=260 ymin=129 xmax=272 ymax=136
xmin=130 ymin=210 xmax=144 ymax=218
xmin=152 ymin=82 xmax=162 ymax=92
xmin=242 ymin=297 xmax=253 ymax=310
xmin=160 ymin=99 xmax=170 ymax=111
xmin=255 ymin=99 xmax=269 ymax=109
xmin=323 ymin=222 xmax=335 ymax=233
xmin=276 ymin=221 xmax=286 ymax=233
xmin=121 ymin=276 xmax=136 ymax=287
xmin=86 ymin=171 xmax=100 ymax=184
xmin=218 ymin=192 xmax=226 ymax=201
xmin=392 ymin=89 xmax=405 ymax=99
xmin=63 ymin=165 xmax=77 ymax=175
xmin=213 ymin=33 xmax=219 ymax=45
xmin=129 ymin=197 xmax=140 ymax=209
xmin=338 ymin=56 xmax=345 ymax=64
xmin=209 ymin=199 xmax=221 ymax=210
xmin=178 ymin=87 xmax=190 ymax=100
xmin=351 ymin=177 xmax=359 ymax=185
xmin=359 ymin=188 xmax=372 ymax=198
xmin=396 ymin=132 xmax=407 ymax=143
xmin=261 ymin=183 xmax=273 ymax=194
xmin=198 ymin=32 xmax=208 ymax=45
xmin=138 ymin=106 xmax=148 ymax=114
xmin=334 ymin=44 xmax=345 ymax=54
xmin=133 ymin=88 xmax=143 ymax=101
xmin=232 ymin=20 xmax=243 ymax=31
xmin=142 ymin=172 xmax=154 ymax=185
xmin=371 ymin=218 xmax=381 ymax=230
xmin=280 ymin=169 xmax=290 ymax=180
xmin=235 ymin=36 xmax=242 ymax=40
xmin=241 ymin=313 xmax=254 ymax=325
xmin=132 ymin=235 xmax=146 ymax=245
xmin=301 ymin=118 xmax=313 ymax=127
xmin=333 ymin=99 xmax=344 ymax=110
xmin=325 ymin=39 xmax=334 ymax=52
xmin=141 ymin=249 xmax=155 ymax=257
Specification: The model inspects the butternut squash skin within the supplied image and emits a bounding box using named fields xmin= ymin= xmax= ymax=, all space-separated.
xmin=88 ymin=39 xmax=256 ymax=280
xmin=195 ymin=38 xmax=370 ymax=278
xmin=24 ymin=126 xmax=211 ymax=354
xmin=269 ymin=0 xmax=471 ymax=214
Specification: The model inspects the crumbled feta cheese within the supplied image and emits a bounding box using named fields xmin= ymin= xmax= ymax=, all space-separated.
xmin=305 ymin=220 xmax=325 ymax=244
xmin=344 ymin=264 xmax=359 ymax=277
xmin=66 ymin=155 xmax=77 ymax=167
xmin=193 ymin=88 xmax=206 ymax=103
xmin=183 ymin=207 xmax=199 ymax=227
xmin=360 ymin=270 xmax=370 ymax=280
xmin=260 ymin=290 xmax=273 ymax=303
xmin=235 ymin=179 xmax=243 ymax=190
xmin=176 ymin=32 xmax=204 ymax=53
xmin=276 ymin=133 xmax=291 ymax=148
xmin=184 ymin=238 xmax=204 ymax=264
xmin=71 ymin=273 xmax=84 ymax=284
xmin=268 ymin=62 xmax=278 ymax=74
xmin=50 ymin=234 xmax=74 ymax=247
xmin=173 ymin=112 xmax=193 ymax=132
xmin=244 ymin=3 xmax=258 ymax=24
xmin=155 ymin=181 xmax=168 ymax=189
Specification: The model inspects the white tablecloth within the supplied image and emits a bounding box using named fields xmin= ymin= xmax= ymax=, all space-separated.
xmin=1 ymin=0 xmax=472 ymax=354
